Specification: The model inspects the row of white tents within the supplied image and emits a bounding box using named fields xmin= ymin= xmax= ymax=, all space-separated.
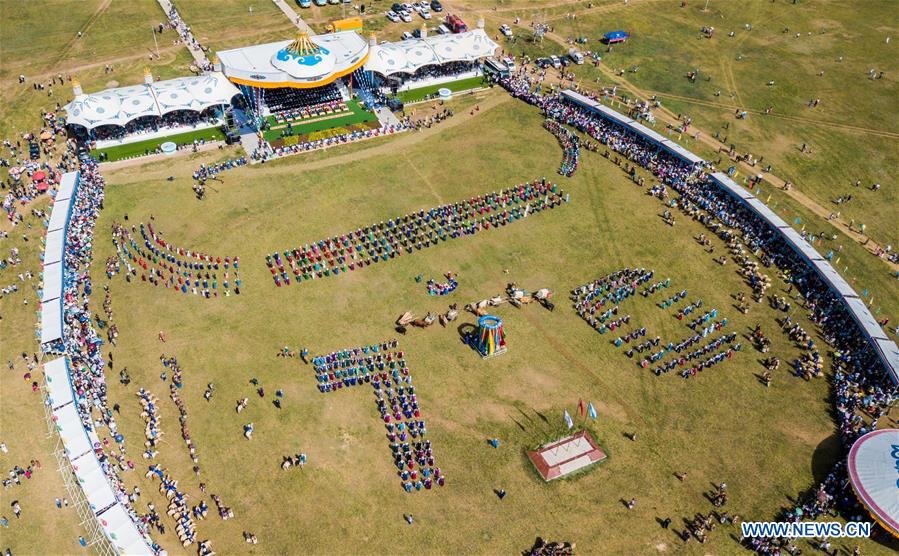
xmin=39 ymin=171 xmax=154 ymax=555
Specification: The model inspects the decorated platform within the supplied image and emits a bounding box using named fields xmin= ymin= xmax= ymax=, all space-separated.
xmin=527 ymin=430 xmax=607 ymax=481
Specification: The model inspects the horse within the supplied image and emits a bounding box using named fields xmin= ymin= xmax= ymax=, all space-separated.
xmin=410 ymin=313 xmax=436 ymax=328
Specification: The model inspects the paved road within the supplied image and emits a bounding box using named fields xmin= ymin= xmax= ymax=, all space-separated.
xmin=155 ymin=0 xmax=211 ymax=67
xmin=271 ymin=0 xmax=315 ymax=34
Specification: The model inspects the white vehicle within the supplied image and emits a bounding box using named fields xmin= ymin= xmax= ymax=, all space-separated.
xmin=386 ymin=10 xmax=400 ymax=22
xmin=400 ymin=11 xmax=413 ymax=22
xmin=499 ymin=24 xmax=513 ymax=38
xmin=437 ymin=23 xmax=451 ymax=34
xmin=502 ymin=56 xmax=516 ymax=71
xmin=411 ymin=2 xmax=423 ymax=12
xmin=568 ymin=48 xmax=584 ymax=64
xmin=402 ymin=31 xmax=414 ymax=40
xmin=402 ymin=2 xmax=413 ymax=11
xmin=420 ymin=10 xmax=431 ymax=19
xmin=550 ymin=55 xmax=561 ymax=69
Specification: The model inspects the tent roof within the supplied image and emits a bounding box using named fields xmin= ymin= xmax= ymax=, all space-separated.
xmin=847 ymin=429 xmax=899 ymax=536
xmin=219 ymin=31 xmax=368 ymax=88
xmin=53 ymin=403 xmax=92 ymax=459
xmin=365 ymin=30 xmax=499 ymax=77
xmin=44 ymin=228 xmax=65 ymax=265
xmin=41 ymin=297 xmax=63 ymax=345
xmin=55 ymin=171 xmax=78 ymax=202
xmin=97 ymin=504 xmax=154 ymax=555
xmin=47 ymin=196 xmax=72 ymax=232
xmin=44 ymin=358 xmax=74 ymax=409
xmin=604 ymin=31 xmax=629 ymax=40
xmin=661 ymin=138 xmax=705 ymax=165
xmin=64 ymin=73 xmax=239 ymax=130
xmin=41 ymin=261 xmax=63 ymax=302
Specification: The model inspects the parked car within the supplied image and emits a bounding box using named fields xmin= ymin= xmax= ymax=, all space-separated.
xmin=297 ymin=0 xmax=311 ymax=7
xmin=392 ymin=2 xmax=403 ymax=12
xmin=550 ymin=55 xmax=561 ymax=69
xmin=535 ymin=57 xmax=551 ymax=69
xmin=445 ymin=14 xmax=467 ymax=33
xmin=400 ymin=11 xmax=413 ymax=22
xmin=328 ymin=0 xmax=340 ymax=4
xmin=436 ymin=23 xmax=451 ymax=34
xmin=499 ymin=24 xmax=513 ymax=38
xmin=420 ymin=10 xmax=431 ymax=19
xmin=430 ymin=0 xmax=443 ymax=12
xmin=402 ymin=31 xmax=414 ymax=40
xmin=502 ymin=56 xmax=516 ymax=71
xmin=386 ymin=10 xmax=400 ymax=22
xmin=568 ymin=48 xmax=585 ymax=64
xmin=314 ymin=0 xmax=327 ymax=5
xmin=412 ymin=28 xmax=422 ymax=38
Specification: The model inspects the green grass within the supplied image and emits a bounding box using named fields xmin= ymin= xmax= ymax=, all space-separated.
xmin=395 ymin=76 xmax=490 ymax=103
xmin=91 ymin=127 xmax=227 ymax=162
xmin=1 ymin=1 xmax=898 ymax=554
xmin=262 ymin=100 xmax=377 ymax=142
xmin=58 ymin=95 xmax=890 ymax=555
xmin=503 ymin=0 xmax=899 ymax=251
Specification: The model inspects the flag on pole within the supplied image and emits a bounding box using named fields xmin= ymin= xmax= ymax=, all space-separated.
xmin=587 ymin=402 xmax=597 ymax=420
xmin=577 ymin=399 xmax=585 ymax=418
xmin=564 ymin=410 xmax=574 ymax=430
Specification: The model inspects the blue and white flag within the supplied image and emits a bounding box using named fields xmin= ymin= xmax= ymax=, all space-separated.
xmin=564 ymin=410 xmax=574 ymax=429
xmin=587 ymin=402 xmax=598 ymax=420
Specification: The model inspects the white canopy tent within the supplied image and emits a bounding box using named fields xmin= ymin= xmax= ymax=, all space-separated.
xmin=847 ymin=429 xmax=899 ymax=537
xmin=74 ymin=456 xmax=117 ymax=512
xmin=64 ymin=73 xmax=240 ymax=130
xmin=47 ymin=196 xmax=72 ymax=232
xmin=97 ymin=504 xmax=154 ymax=555
xmin=365 ymin=30 xmax=499 ymax=77
xmin=53 ymin=403 xmax=92 ymax=459
xmin=55 ymin=171 xmax=78 ymax=202
xmin=44 ymin=228 xmax=65 ymax=265
xmin=41 ymin=298 xmax=63 ymax=345
xmin=43 ymin=358 xmax=74 ymax=409
xmin=41 ymin=261 xmax=63 ymax=302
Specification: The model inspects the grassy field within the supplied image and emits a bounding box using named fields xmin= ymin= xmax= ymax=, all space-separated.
xmin=396 ymin=76 xmax=490 ymax=103
xmin=57 ymin=92 xmax=888 ymax=555
xmin=92 ymin=127 xmax=227 ymax=162
xmin=0 ymin=1 xmax=897 ymax=555
xmin=489 ymin=0 xmax=899 ymax=253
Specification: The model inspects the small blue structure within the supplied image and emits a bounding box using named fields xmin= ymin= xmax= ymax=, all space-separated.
xmin=603 ymin=30 xmax=630 ymax=44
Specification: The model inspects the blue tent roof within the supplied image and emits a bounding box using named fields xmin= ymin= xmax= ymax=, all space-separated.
xmin=604 ymin=30 xmax=630 ymax=41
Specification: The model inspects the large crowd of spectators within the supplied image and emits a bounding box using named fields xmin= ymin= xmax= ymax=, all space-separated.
xmin=43 ymin=157 xmax=163 ymax=553
xmin=500 ymin=70 xmax=896 ymax=547
xmin=378 ymin=61 xmax=481 ymax=94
